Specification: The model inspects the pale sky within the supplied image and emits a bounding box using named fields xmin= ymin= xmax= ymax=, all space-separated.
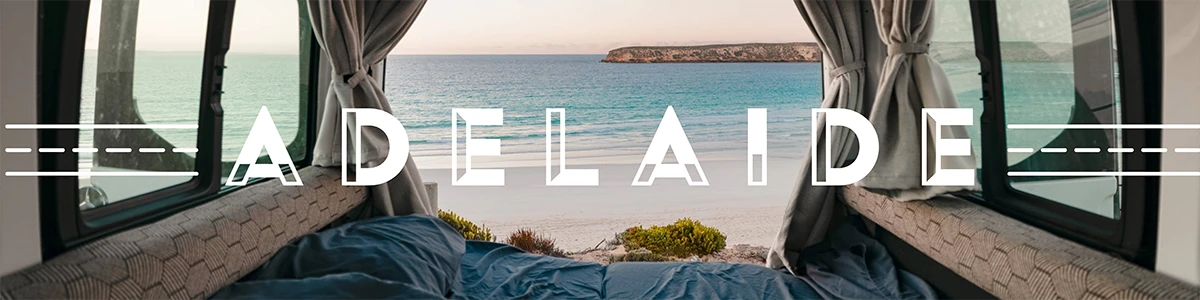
xmin=396 ymin=0 xmax=814 ymax=54
xmin=81 ymin=0 xmax=1064 ymax=55
xmin=85 ymin=0 xmax=814 ymax=55
xmin=85 ymin=0 xmax=303 ymax=54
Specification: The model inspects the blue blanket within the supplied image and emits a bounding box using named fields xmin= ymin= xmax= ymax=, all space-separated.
xmin=213 ymin=215 xmax=934 ymax=299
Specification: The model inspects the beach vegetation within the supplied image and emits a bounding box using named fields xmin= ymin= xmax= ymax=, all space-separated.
xmin=505 ymin=228 xmax=568 ymax=257
xmin=608 ymin=232 xmax=626 ymax=247
xmin=622 ymin=218 xmax=727 ymax=257
xmin=608 ymin=251 xmax=673 ymax=263
xmin=438 ymin=210 xmax=496 ymax=242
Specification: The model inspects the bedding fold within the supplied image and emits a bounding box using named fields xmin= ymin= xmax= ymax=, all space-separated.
xmin=212 ymin=215 xmax=934 ymax=300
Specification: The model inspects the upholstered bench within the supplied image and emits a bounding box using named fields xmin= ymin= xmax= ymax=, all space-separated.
xmin=0 ymin=167 xmax=367 ymax=299
xmin=844 ymin=185 xmax=1200 ymax=300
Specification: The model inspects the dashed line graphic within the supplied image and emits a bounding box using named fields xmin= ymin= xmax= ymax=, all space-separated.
xmin=1009 ymin=171 xmax=1200 ymax=177
xmin=4 ymin=171 xmax=198 ymax=177
xmin=4 ymin=124 xmax=198 ymax=129
xmin=3 ymin=147 xmax=201 ymax=177
xmin=1004 ymin=124 xmax=1200 ymax=177
xmin=1008 ymin=124 xmax=1200 ymax=129
xmin=3 ymin=123 xmax=202 ymax=178
xmin=4 ymin=146 xmax=204 ymax=177
xmin=1004 ymin=124 xmax=1200 ymax=172
xmin=1003 ymin=147 xmax=1200 ymax=154
xmin=3 ymin=147 xmax=197 ymax=153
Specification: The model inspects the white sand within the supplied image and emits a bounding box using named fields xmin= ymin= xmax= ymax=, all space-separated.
xmin=417 ymin=157 xmax=803 ymax=251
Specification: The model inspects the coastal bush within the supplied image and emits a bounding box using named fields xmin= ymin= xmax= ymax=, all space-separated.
xmin=607 ymin=232 xmax=626 ymax=247
xmin=608 ymin=251 xmax=672 ymax=263
xmin=505 ymin=228 xmax=568 ymax=258
xmin=622 ymin=218 xmax=726 ymax=257
xmin=437 ymin=210 xmax=496 ymax=242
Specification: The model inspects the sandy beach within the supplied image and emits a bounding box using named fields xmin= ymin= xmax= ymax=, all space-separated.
xmin=416 ymin=155 xmax=804 ymax=252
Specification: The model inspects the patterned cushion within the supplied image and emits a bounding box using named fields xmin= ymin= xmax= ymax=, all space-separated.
xmin=843 ymin=185 xmax=1200 ymax=300
xmin=0 ymin=167 xmax=366 ymax=299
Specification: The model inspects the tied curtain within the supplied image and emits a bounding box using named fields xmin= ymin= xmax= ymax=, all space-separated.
xmin=769 ymin=0 xmax=976 ymax=272
xmin=307 ymin=0 xmax=435 ymax=216
xmin=768 ymin=0 xmax=867 ymax=272
xmin=859 ymin=0 xmax=975 ymax=200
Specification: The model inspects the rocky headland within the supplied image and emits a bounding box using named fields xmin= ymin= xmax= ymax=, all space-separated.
xmin=601 ymin=41 xmax=1073 ymax=63
xmin=601 ymin=42 xmax=821 ymax=63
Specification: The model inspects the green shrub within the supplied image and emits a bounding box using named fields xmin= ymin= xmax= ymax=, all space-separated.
xmin=504 ymin=228 xmax=567 ymax=257
xmin=438 ymin=210 xmax=495 ymax=241
xmin=608 ymin=251 xmax=673 ymax=263
xmin=622 ymin=218 xmax=726 ymax=257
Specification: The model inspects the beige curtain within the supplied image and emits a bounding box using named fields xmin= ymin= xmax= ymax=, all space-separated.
xmin=768 ymin=0 xmax=868 ymax=272
xmin=771 ymin=0 xmax=979 ymax=272
xmin=307 ymin=0 xmax=435 ymax=216
xmin=860 ymin=0 xmax=977 ymax=200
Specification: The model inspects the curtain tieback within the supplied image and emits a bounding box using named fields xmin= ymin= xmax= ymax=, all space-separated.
xmin=887 ymin=42 xmax=930 ymax=56
xmin=345 ymin=67 xmax=372 ymax=88
xmin=828 ymin=61 xmax=866 ymax=79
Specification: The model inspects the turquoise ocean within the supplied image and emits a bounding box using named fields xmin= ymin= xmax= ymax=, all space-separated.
xmin=386 ymin=54 xmax=823 ymax=165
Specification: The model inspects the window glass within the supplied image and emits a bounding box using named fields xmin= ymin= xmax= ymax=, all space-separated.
xmin=996 ymin=0 xmax=1121 ymax=218
xmin=221 ymin=0 xmax=310 ymax=181
xmin=930 ymin=0 xmax=984 ymax=173
xmin=78 ymin=0 xmax=209 ymax=210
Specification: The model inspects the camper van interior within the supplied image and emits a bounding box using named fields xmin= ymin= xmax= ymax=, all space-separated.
xmin=1 ymin=0 xmax=1199 ymax=299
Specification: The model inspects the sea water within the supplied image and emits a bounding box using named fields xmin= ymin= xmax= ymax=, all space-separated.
xmin=386 ymin=54 xmax=823 ymax=166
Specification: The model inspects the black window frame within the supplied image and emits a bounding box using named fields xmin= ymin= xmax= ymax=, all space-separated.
xmin=37 ymin=0 xmax=322 ymax=259
xmin=968 ymin=0 xmax=1161 ymax=268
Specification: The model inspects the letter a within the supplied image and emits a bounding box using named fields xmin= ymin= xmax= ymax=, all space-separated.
xmin=227 ymin=107 xmax=302 ymax=186
xmin=632 ymin=106 xmax=708 ymax=186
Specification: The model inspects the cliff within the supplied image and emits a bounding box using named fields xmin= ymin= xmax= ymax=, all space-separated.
xmin=600 ymin=41 xmax=1071 ymax=64
xmin=601 ymin=42 xmax=821 ymax=63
